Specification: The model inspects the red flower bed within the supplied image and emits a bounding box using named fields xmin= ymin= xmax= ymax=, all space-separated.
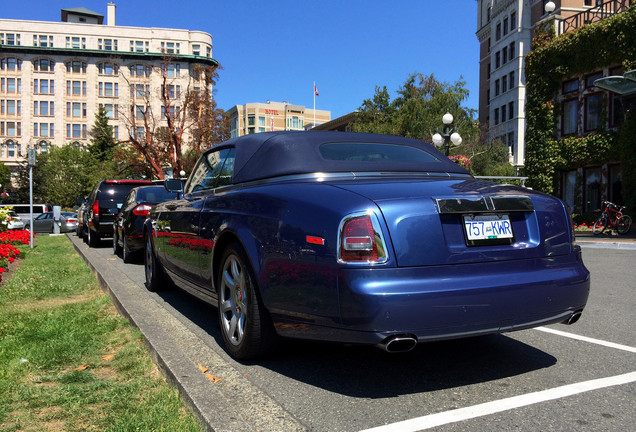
xmin=0 ymin=229 xmax=30 ymax=282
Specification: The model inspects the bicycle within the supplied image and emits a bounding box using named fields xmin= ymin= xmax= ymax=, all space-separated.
xmin=592 ymin=200 xmax=632 ymax=235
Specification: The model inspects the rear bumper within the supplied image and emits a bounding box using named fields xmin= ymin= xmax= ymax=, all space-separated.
xmin=329 ymin=251 xmax=589 ymax=345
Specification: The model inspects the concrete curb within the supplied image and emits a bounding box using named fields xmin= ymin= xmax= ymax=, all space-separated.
xmin=68 ymin=234 xmax=306 ymax=432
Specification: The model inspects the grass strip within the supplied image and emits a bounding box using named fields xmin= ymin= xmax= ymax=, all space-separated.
xmin=0 ymin=235 xmax=203 ymax=432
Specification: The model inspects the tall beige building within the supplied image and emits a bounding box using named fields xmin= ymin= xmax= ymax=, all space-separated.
xmin=0 ymin=2 xmax=216 ymax=176
xmin=227 ymin=101 xmax=331 ymax=138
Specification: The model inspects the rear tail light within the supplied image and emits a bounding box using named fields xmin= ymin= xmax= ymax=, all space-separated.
xmin=132 ymin=204 xmax=152 ymax=216
xmin=338 ymin=211 xmax=389 ymax=264
xmin=92 ymin=199 xmax=100 ymax=221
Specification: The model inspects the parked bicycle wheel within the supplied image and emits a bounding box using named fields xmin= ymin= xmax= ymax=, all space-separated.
xmin=592 ymin=216 xmax=607 ymax=235
xmin=616 ymin=215 xmax=632 ymax=235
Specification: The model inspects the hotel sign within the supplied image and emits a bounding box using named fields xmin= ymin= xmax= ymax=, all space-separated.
xmin=265 ymin=109 xmax=279 ymax=115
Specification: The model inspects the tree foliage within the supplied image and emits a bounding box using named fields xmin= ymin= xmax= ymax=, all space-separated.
xmin=353 ymin=73 xmax=479 ymax=147
xmin=88 ymin=105 xmax=116 ymax=162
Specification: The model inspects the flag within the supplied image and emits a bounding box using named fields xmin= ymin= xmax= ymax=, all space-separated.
xmin=314 ymin=84 xmax=319 ymax=96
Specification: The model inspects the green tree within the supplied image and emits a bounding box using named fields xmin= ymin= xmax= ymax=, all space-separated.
xmin=88 ymin=105 xmax=115 ymax=162
xmin=353 ymin=73 xmax=479 ymax=147
xmin=38 ymin=146 xmax=102 ymax=208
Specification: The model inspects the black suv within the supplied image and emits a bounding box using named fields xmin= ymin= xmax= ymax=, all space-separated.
xmin=84 ymin=179 xmax=153 ymax=247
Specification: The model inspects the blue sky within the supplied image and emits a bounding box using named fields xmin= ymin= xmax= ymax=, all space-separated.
xmin=3 ymin=0 xmax=479 ymax=119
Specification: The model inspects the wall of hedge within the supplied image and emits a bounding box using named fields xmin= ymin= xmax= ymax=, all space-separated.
xmin=524 ymin=6 xmax=636 ymax=209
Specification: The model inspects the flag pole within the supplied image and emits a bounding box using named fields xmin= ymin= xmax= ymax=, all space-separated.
xmin=313 ymin=81 xmax=316 ymax=128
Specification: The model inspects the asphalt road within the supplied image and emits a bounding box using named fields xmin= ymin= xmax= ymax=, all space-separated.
xmin=69 ymin=234 xmax=635 ymax=432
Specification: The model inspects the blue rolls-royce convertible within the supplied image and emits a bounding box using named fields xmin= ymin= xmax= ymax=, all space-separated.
xmin=144 ymin=131 xmax=590 ymax=360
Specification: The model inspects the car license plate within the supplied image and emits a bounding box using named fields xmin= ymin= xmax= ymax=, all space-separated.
xmin=463 ymin=214 xmax=513 ymax=241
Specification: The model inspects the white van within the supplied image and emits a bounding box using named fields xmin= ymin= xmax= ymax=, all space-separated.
xmin=0 ymin=203 xmax=52 ymax=223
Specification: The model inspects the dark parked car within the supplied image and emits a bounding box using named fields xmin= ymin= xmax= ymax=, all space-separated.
xmin=143 ymin=131 xmax=590 ymax=360
xmin=84 ymin=179 xmax=153 ymax=247
xmin=26 ymin=211 xmax=78 ymax=233
xmin=113 ymin=185 xmax=180 ymax=262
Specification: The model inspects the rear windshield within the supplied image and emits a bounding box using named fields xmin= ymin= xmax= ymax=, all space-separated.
xmin=136 ymin=187 xmax=179 ymax=203
xmin=319 ymin=142 xmax=440 ymax=163
xmin=100 ymin=184 xmax=147 ymax=201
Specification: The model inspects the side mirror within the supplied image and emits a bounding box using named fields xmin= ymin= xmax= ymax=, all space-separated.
xmin=165 ymin=178 xmax=183 ymax=193
xmin=76 ymin=197 xmax=86 ymax=205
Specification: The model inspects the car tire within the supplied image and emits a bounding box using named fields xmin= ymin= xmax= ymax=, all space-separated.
xmin=88 ymin=228 xmax=100 ymax=247
xmin=122 ymin=235 xmax=133 ymax=263
xmin=144 ymin=234 xmax=170 ymax=292
xmin=113 ymin=229 xmax=121 ymax=255
xmin=217 ymin=242 xmax=277 ymax=360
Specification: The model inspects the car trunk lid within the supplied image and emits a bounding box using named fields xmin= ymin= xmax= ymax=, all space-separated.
xmin=328 ymin=177 xmax=573 ymax=267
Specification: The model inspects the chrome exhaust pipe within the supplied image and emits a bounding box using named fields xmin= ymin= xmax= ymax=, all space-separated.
xmin=378 ymin=335 xmax=417 ymax=353
xmin=563 ymin=310 xmax=583 ymax=325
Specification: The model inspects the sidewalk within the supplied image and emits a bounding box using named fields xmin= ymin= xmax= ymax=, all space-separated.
xmin=575 ymin=230 xmax=636 ymax=250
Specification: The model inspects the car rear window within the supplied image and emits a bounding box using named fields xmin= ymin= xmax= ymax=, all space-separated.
xmin=137 ymin=187 xmax=179 ymax=203
xmin=319 ymin=142 xmax=440 ymax=163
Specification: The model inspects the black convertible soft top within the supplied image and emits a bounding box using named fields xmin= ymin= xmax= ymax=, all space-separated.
xmin=208 ymin=131 xmax=469 ymax=184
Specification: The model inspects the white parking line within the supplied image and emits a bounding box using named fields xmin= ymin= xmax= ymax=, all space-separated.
xmin=359 ymin=371 xmax=636 ymax=432
xmin=535 ymin=326 xmax=636 ymax=354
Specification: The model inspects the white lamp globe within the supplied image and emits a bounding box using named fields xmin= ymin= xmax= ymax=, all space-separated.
xmin=545 ymin=1 xmax=556 ymax=13
xmin=450 ymin=132 xmax=462 ymax=145
xmin=432 ymin=133 xmax=444 ymax=147
xmin=442 ymin=112 xmax=454 ymax=125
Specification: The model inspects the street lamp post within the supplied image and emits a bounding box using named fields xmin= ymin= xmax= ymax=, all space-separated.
xmin=432 ymin=112 xmax=462 ymax=156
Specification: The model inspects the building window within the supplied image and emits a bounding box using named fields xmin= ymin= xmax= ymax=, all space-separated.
xmin=495 ymin=51 xmax=501 ymax=69
xmin=135 ymin=105 xmax=146 ymax=119
xmin=39 ymin=141 xmax=49 ymax=153
xmin=129 ymin=64 xmax=152 ymax=77
xmin=131 ymin=84 xmax=150 ymax=98
xmin=502 ymin=47 xmax=508 ymax=65
xmin=503 ymin=17 xmax=509 ymax=35
xmin=1 ymin=57 xmax=22 ymax=71
xmin=66 ymin=123 xmax=87 ymax=139
xmin=248 ymin=115 xmax=255 ymax=126
xmin=1 ymin=100 xmax=21 ymax=115
xmin=610 ymin=93 xmax=625 ymax=127
xmin=206 ymin=46 xmax=211 ymax=57
xmin=585 ymin=72 xmax=603 ymax=89
xmin=66 ymin=102 xmax=86 ymax=118
xmin=66 ymin=37 xmax=86 ymax=49
xmin=34 ymin=79 xmax=54 ymax=94
xmin=100 ymin=103 xmax=118 ymax=119
xmin=161 ymin=42 xmax=180 ymax=54
xmin=34 ymin=101 xmax=54 ymax=116
xmin=508 ymin=101 xmax=514 ymax=119
xmin=99 ymin=82 xmax=119 ymax=97
xmin=0 ymin=122 xmax=21 ymax=137
xmin=162 ymin=64 xmax=180 ymax=78
xmin=0 ymin=34 xmax=21 ymax=46
xmin=496 ymin=22 xmax=501 ymax=40
xmin=1 ymin=78 xmax=22 ymax=94
xmin=501 ymin=104 xmax=507 ymax=122
xmin=66 ymin=80 xmax=86 ymax=96
xmin=509 ymin=71 xmax=515 ymax=89
xmin=562 ymin=79 xmax=579 ymax=94
xmin=507 ymin=131 xmax=515 ymax=151
xmin=584 ymin=167 xmax=601 ymax=212
xmin=502 ymin=76 xmax=508 ymax=93
xmin=162 ymin=85 xmax=180 ymax=99
xmin=192 ymin=45 xmax=200 ymax=56
xmin=494 ymin=79 xmax=500 ymax=96
xmin=66 ymin=61 xmax=87 ymax=74
xmin=34 ymin=123 xmax=54 ymax=137
xmin=561 ymin=170 xmax=577 ymax=210
xmin=494 ymin=108 xmax=500 ymax=125
xmin=509 ymin=42 xmax=515 ymax=61
xmin=98 ymin=38 xmax=118 ymax=51
xmin=562 ymin=99 xmax=578 ymax=135
xmin=113 ymin=126 xmax=119 ymax=139
xmin=34 ymin=35 xmax=54 ymax=47
xmin=130 ymin=41 xmax=149 ymax=53
xmin=608 ymin=164 xmax=623 ymax=204
xmin=98 ymin=63 xmax=119 ymax=75
xmin=584 ymin=93 xmax=602 ymax=132
xmin=33 ymin=58 xmax=54 ymax=72
xmin=510 ymin=11 xmax=516 ymax=31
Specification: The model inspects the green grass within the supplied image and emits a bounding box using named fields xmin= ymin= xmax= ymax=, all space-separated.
xmin=0 ymin=235 xmax=203 ymax=432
